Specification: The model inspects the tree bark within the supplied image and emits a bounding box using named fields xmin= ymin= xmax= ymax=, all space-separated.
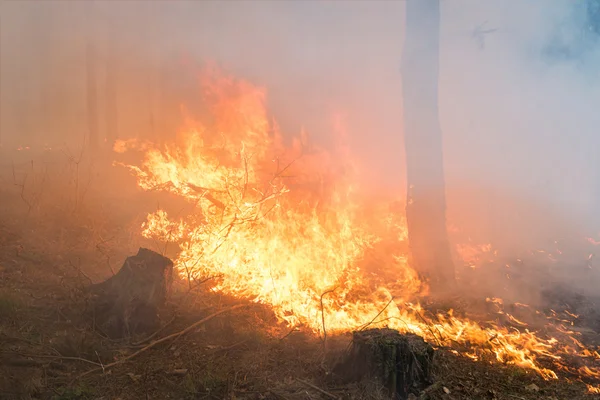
xmin=401 ymin=0 xmax=455 ymax=291
xmin=335 ymin=329 xmax=434 ymax=400
xmin=89 ymin=248 xmax=174 ymax=338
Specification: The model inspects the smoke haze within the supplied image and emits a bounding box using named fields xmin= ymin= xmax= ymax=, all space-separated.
xmin=1 ymin=0 xmax=599 ymax=256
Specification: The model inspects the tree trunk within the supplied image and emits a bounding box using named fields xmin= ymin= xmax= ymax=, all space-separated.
xmin=335 ymin=329 xmax=435 ymax=400
xmin=401 ymin=0 xmax=454 ymax=291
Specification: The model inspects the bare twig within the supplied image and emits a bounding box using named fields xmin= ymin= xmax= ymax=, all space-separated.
xmin=72 ymin=304 xmax=246 ymax=382
xmin=94 ymin=351 xmax=105 ymax=373
xmin=412 ymin=308 xmax=444 ymax=348
xmin=95 ymin=236 xmax=116 ymax=276
xmin=12 ymin=161 xmax=33 ymax=213
xmin=358 ymin=297 xmax=395 ymax=332
xmin=177 ymin=276 xmax=220 ymax=307
xmin=278 ymin=326 xmax=299 ymax=341
xmin=319 ymin=287 xmax=337 ymax=349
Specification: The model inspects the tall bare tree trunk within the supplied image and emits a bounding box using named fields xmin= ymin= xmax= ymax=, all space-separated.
xmin=85 ymin=2 xmax=98 ymax=153
xmin=401 ymin=0 xmax=454 ymax=291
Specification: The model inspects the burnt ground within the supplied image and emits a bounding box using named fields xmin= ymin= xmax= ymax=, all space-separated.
xmin=0 ymin=154 xmax=599 ymax=400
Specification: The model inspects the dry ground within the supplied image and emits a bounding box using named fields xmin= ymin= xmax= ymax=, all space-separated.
xmin=0 ymin=150 xmax=598 ymax=400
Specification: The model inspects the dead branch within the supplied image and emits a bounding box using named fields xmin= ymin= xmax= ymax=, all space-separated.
xmin=278 ymin=326 xmax=299 ymax=341
xmin=187 ymin=183 xmax=226 ymax=209
xmin=358 ymin=297 xmax=395 ymax=332
xmin=319 ymin=287 xmax=338 ymax=349
xmin=412 ymin=308 xmax=444 ymax=348
xmin=177 ymin=277 xmax=220 ymax=306
xmin=72 ymin=304 xmax=247 ymax=382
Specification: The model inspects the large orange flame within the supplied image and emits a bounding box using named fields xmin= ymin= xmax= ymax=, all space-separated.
xmin=115 ymin=66 xmax=599 ymax=382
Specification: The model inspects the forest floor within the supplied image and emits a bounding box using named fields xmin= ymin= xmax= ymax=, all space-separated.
xmin=0 ymin=151 xmax=598 ymax=400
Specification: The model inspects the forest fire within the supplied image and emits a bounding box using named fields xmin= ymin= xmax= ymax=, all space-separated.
xmin=114 ymin=66 xmax=600 ymax=385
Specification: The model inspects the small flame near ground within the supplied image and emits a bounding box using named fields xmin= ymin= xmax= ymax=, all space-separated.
xmin=588 ymin=384 xmax=600 ymax=394
xmin=114 ymin=65 xmax=599 ymax=382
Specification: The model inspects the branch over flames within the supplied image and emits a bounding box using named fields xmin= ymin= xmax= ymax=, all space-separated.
xmin=114 ymin=65 xmax=600 ymax=383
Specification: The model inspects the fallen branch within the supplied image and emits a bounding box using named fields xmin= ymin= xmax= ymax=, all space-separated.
xmin=296 ymin=379 xmax=339 ymax=400
xmin=72 ymin=304 xmax=246 ymax=382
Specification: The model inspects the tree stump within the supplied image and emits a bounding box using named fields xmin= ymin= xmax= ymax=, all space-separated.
xmin=88 ymin=248 xmax=174 ymax=338
xmin=335 ymin=328 xmax=435 ymax=400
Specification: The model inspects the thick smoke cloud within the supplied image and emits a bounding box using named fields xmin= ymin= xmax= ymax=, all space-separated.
xmin=1 ymin=0 xmax=599 ymax=249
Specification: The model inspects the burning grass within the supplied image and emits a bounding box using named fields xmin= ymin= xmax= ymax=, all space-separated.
xmin=1 ymin=64 xmax=599 ymax=399
xmin=112 ymin=65 xmax=600 ymax=384
xmin=0 ymin=183 xmax=599 ymax=399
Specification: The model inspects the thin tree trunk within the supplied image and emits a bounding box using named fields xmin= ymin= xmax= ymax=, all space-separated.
xmin=401 ymin=0 xmax=454 ymax=291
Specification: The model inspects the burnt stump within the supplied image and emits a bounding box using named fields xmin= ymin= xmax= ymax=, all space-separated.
xmin=336 ymin=328 xmax=435 ymax=400
xmin=88 ymin=248 xmax=173 ymax=338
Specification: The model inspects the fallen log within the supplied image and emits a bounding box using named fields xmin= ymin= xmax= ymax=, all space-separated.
xmin=88 ymin=248 xmax=173 ymax=338
xmin=335 ymin=328 xmax=434 ymax=400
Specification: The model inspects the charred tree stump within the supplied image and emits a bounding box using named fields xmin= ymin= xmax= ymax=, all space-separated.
xmin=88 ymin=248 xmax=173 ymax=338
xmin=336 ymin=329 xmax=434 ymax=400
